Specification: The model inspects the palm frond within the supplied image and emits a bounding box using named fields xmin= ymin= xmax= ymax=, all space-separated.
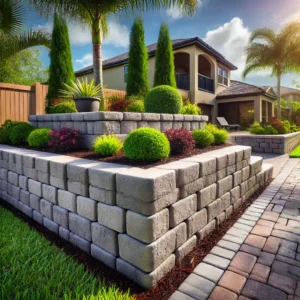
xmin=249 ymin=27 xmax=276 ymax=45
xmin=242 ymin=62 xmax=271 ymax=79
xmin=0 ymin=0 xmax=25 ymax=36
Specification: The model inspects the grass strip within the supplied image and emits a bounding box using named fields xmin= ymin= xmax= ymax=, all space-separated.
xmin=290 ymin=144 xmax=300 ymax=158
xmin=0 ymin=206 xmax=133 ymax=300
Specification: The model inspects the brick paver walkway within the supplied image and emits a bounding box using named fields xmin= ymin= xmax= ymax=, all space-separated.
xmin=170 ymin=159 xmax=300 ymax=300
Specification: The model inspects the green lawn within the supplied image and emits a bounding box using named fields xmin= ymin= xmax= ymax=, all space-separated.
xmin=290 ymin=144 xmax=300 ymax=158
xmin=0 ymin=206 xmax=133 ymax=300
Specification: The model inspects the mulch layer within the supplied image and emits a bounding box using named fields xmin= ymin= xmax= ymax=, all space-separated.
xmin=0 ymin=181 xmax=269 ymax=299
xmin=15 ymin=143 xmax=231 ymax=169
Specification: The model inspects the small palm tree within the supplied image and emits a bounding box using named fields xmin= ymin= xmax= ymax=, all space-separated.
xmin=243 ymin=22 xmax=300 ymax=119
xmin=30 ymin=0 xmax=197 ymax=108
xmin=0 ymin=0 xmax=50 ymax=62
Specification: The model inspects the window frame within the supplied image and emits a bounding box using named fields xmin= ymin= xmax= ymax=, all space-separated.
xmin=124 ymin=65 xmax=128 ymax=83
xmin=218 ymin=66 xmax=228 ymax=86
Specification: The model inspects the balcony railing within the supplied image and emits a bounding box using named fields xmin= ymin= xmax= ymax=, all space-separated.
xmin=198 ymin=74 xmax=214 ymax=93
xmin=175 ymin=74 xmax=190 ymax=90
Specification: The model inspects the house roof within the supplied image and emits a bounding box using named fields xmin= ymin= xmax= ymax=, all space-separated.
xmin=275 ymin=86 xmax=300 ymax=96
xmin=75 ymin=37 xmax=238 ymax=76
xmin=217 ymin=80 xmax=277 ymax=100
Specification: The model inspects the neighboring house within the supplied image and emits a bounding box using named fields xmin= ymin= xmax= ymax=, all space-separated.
xmin=75 ymin=37 xmax=275 ymax=123
xmin=270 ymin=86 xmax=300 ymax=102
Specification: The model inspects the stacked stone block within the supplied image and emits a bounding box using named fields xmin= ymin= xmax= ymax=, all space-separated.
xmin=0 ymin=144 xmax=273 ymax=289
xmin=29 ymin=112 xmax=208 ymax=149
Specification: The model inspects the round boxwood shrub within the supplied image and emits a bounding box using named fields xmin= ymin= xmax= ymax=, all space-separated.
xmin=0 ymin=120 xmax=20 ymax=144
xmin=48 ymin=101 xmax=76 ymax=114
xmin=127 ymin=100 xmax=144 ymax=112
xmin=180 ymin=103 xmax=202 ymax=115
xmin=192 ymin=129 xmax=214 ymax=147
xmin=264 ymin=125 xmax=278 ymax=135
xmin=213 ymin=129 xmax=229 ymax=145
xmin=92 ymin=135 xmax=123 ymax=157
xmin=165 ymin=128 xmax=195 ymax=155
xmin=124 ymin=128 xmax=170 ymax=161
xmin=28 ymin=128 xmax=51 ymax=147
xmin=250 ymin=126 xmax=265 ymax=134
xmin=9 ymin=122 xmax=34 ymax=145
xmin=144 ymin=85 xmax=182 ymax=114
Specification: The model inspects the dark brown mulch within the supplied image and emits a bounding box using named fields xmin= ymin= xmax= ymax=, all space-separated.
xmin=0 ymin=181 xmax=270 ymax=299
xmin=17 ymin=143 xmax=231 ymax=169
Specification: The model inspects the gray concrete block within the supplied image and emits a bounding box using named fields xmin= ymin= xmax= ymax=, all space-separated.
xmin=20 ymin=202 xmax=33 ymax=218
xmin=83 ymin=111 xmax=123 ymax=121
xmin=91 ymin=243 xmax=116 ymax=269
xmin=207 ymin=152 xmax=227 ymax=170
xmin=123 ymin=112 xmax=142 ymax=121
xmin=50 ymin=176 xmax=66 ymax=189
xmin=118 ymin=230 xmax=176 ymax=272
xmin=116 ymin=168 xmax=176 ymax=202
xmin=172 ymin=121 xmax=183 ymax=129
xmin=187 ymin=209 xmax=208 ymax=237
xmin=28 ymin=179 xmax=42 ymax=197
xmin=142 ymin=113 xmax=160 ymax=121
xmin=217 ymin=175 xmax=232 ymax=197
xmin=20 ymin=189 xmax=30 ymax=206
xmin=161 ymin=121 xmax=173 ymax=132
xmin=86 ymin=122 xmax=95 ymax=134
xmin=169 ymin=194 xmax=197 ymax=228
xmin=9 ymin=184 xmax=20 ymax=200
xmin=42 ymin=184 xmax=57 ymax=204
xmin=91 ymin=222 xmax=118 ymax=256
xmin=126 ymin=209 xmax=169 ymax=243
xmin=216 ymin=211 xmax=226 ymax=225
xmin=50 ymin=156 xmax=79 ymax=179
xmin=33 ymin=210 xmax=43 ymax=225
xmin=69 ymin=213 xmax=91 ymax=241
xmin=216 ymin=168 xmax=227 ymax=181
xmin=250 ymin=156 xmax=263 ymax=176
xmin=180 ymin=177 xmax=205 ymax=198
xmin=67 ymin=180 xmax=89 ymax=196
xmin=43 ymin=217 xmax=59 ymax=234
xmin=94 ymin=121 xmax=120 ymax=135
xmin=172 ymin=222 xmax=187 ymax=248
xmin=40 ymin=199 xmax=53 ymax=220
xmin=207 ymin=198 xmax=223 ymax=222
xmin=73 ymin=121 xmax=87 ymax=134
xmin=89 ymin=186 xmax=116 ymax=205
xmin=37 ymin=171 xmax=50 ymax=184
xmin=116 ymin=255 xmax=175 ymax=289
xmin=230 ymin=186 xmax=241 ymax=204
xmin=67 ymin=159 xmax=99 ymax=183
xmin=181 ymin=122 xmax=191 ymax=131
xmin=182 ymin=155 xmax=216 ymax=176
xmin=8 ymin=171 xmax=18 ymax=186
xmin=29 ymin=194 xmax=40 ymax=212
xmin=53 ymin=205 xmax=69 ymax=228
xmin=175 ymin=236 xmax=197 ymax=262
xmin=198 ymin=184 xmax=217 ymax=209
xmin=59 ymin=226 xmax=70 ymax=241
xmin=77 ymin=196 xmax=97 ymax=221
xmin=242 ymin=166 xmax=250 ymax=181
xmin=69 ymin=233 xmax=90 ymax=253
xmin=233 ymin=170 xmax=242 ymax=187
xmin=97 ymin=203 xmax=125 ymax=233
xmin=120 ymin=121 xmax=137 ymax=134
xmin=0 ymin=168 xmax=8 ymax=181
xmin=58 ymin=190 xmax=76 ymax=212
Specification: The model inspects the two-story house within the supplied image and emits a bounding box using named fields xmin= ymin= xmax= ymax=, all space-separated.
xmin=75 ymin=37 xmax=276 ymax=123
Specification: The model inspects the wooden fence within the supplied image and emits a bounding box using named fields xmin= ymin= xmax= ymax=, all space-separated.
xmin=0 ymin=83 xmax=126 ymax=126
xmin=0 ymin=82 xmax=47 ymax=125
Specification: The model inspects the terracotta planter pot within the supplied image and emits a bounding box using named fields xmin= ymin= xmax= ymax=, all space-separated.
xmin=74 ymin=97 xmax=100 ymax=112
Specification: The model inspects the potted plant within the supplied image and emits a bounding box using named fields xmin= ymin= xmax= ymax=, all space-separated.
xmin=60 ymin=78 xmax=102 ymax=112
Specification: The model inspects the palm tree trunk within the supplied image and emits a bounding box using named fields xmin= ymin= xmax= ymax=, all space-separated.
xmin=276 ymin=75 xmax=281 ymax=120
xmin=92 ymin=16 xmax=104 ymax=111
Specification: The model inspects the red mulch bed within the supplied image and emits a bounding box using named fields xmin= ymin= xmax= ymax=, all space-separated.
xmin=17 ymin=143 xmax=231 ymax=169
xmin=0 ymin=182 xmax=269 ymax=299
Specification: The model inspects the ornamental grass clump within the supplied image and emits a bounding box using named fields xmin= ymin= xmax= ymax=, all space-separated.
xmin=48 ymin=101 xmax=77 ymax=113
xmin=124 ymin=128 xmax=170 ymax=161
xmin=48 ymin=127 xmax=82 ymax=152
xmin=213 ymin=128 xmax=229 ymax=145
xmin=127 ymin=100 xmax=144 ymax=112
xmin=192 ymin=129 xmax=214 ymax=147
xmin=28 ymin=128 xmax=51 ymax=148
xmin=9 ymin=123 xmax=34 ymax=145
xmin=165 ymin=128 xmax=195 ymax=155
xmin=180 ymin=103 xmax=202 ymax=115
xmin=93 ymin=135 xmax=123 ymax=157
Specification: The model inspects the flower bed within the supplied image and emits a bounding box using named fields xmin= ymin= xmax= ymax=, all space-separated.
xmin=0 ymin=144 xmax=272 ymax=288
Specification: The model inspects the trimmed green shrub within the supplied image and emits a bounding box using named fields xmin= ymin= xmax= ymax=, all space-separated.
xmin=213 ymin=129 xmax=229 ymax=145
xmin=0 ymin=120 xmax=19 ymax=144
xmin=9 ymin=123 xmax=34 ymax=145
xmin=28 ymin=128 xmax=51 ymax=147
xmin=127 ymin=100 xmax=144 ymax=112
xmin=282 ymin=120 xmax=291 ymax=132
xmin=145 ymin=85 xmax=182 ymax=114
xmin=124 ymin=128 xmax=170 ymax=161
xmin=48 ymin=102 xmax=77 ymax=114
xmin=92 ymin=135 xmax=123 ymax=157
xmin=205 ymin=123 xmax=218 ymax=133
xmin=154 ymin=23 xmax=176 ymax=88
xmin=264 ymin=125 xmax=278 ymax=135
xmin=126 ymin=17 xmax=149 ymax=97
xmin=47 ymin=13 xmax=74 ymax=111
xmin=180 ymin=104 xmax=202 ymax=115
xmin=192 ymin=129 xmax=214 ymax=147
xmin=250 ymin=126 xmax=265 ymax=134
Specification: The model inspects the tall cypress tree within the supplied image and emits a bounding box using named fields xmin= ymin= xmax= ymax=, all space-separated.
xmin=47 ymin=13 xmax=74 ymax=109
xmin=154 ymin=23 xmax=176 ymax=88
xmin=126 ymin=17 xmax=149 ymax=98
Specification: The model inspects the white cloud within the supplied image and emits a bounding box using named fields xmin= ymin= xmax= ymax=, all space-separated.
xmin=203 ymin=17 xmax=270 ymax=80
xmin=35 ymin=19 xmax=129 ymax=48
xmin=167 ymin=0 xmax=203 ymax=20
xmin=281 ymin=10 xmax=300 ymax=25
xmin=75 ymin=53 xmax=93 ymax=67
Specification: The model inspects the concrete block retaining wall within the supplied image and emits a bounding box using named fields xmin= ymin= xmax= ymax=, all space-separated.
xmin=0 ymin=144 xmax=273 ymax=288
xmin=29 ymin=112 xmax=209 ymax=148
xmin=232 ymin=132 xmax=300 ymax=154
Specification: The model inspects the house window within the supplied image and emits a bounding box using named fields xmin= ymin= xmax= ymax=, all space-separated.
xmin=124 ymin=65 xmax=128 ymax=83
xmin=218 ymin=67 xmax=228 ymax=86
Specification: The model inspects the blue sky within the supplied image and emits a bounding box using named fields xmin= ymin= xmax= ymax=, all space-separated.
xmin=26 ymin=0 xmax=300 ymax=88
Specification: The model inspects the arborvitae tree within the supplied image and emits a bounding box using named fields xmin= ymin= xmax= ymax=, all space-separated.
xmin=154 ymin=23 xmax=176 ymax=88
xmin=126 ymin=17 xmax=149 ymax=98
xmin=47 ymin=13 xmax=74 ymax=109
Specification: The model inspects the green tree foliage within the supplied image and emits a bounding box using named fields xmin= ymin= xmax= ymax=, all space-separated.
xmin=126 ymin=18 xmax=149 ymax=97
xmin=0 ymin=48 xmax=48 ymax=85
xmin=154 ymin=23 xmax=176 ymax=88
xmin=47 ymin=13 xmax=74 ymax=108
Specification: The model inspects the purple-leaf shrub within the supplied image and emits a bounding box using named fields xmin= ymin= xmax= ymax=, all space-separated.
xmin=165 ymin=128 xmax=195 ymax=155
